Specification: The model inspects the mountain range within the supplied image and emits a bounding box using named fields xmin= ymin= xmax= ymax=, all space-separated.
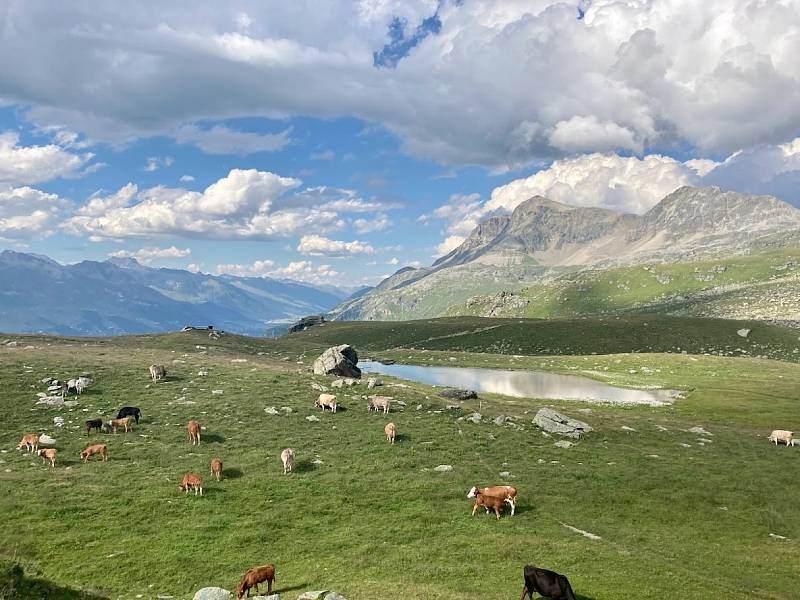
xmin=0 ymin=252 xmax=349 ymax=336
xmin=330 ymin=186 xmax=800 ymax=321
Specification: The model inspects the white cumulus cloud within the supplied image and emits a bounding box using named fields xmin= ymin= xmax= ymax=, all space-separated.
xmin=0 ymin=131 xmax=93 ymax=185
xmin=297 ymin=234 xmax=376 ymax=257
xmin=174 ymin=124 xmax=292 ymax=154
xmin=0 ymin=186 xmax=67 ymax=238
xmin=108 ymin=246 xmax=192 ymax=263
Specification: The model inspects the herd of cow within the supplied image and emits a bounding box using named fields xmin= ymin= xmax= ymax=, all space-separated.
xmin=15 ymin=363 xmax=582 ymax=599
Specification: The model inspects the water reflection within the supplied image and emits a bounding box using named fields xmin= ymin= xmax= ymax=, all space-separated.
xmin=362 ymin=361 xmax=677 ymax=406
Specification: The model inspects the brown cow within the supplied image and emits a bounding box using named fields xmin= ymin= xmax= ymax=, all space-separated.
xmin=179 ymin=473 xmax=203 ymax=495
xmin=471 ymin=492 xmax=506 ymax=520
xmin=211 ymin=457 xmax=223 ymax=482
xmin=110 ymin=416 xmax=132 ymax=433
xmin=17 ymin=433 xmax=39 ymax=452
xmin=236 ymin=564 xmax=275 ymax=598
xmin=37 ymin=448 xmax=57 ymax=467
xmin=188 ymin=420 xmax=201 ymax=445
xmin=384 ymin=422 xmax=397 ymax=444
xmin=80 ymin=444 xmax=108 ymax=462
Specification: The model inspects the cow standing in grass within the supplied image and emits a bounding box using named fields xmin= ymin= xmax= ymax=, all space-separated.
xmin=521 ymin=565 xmax=576 ymax=600
xmin=188 ymin=420 xmax=201 ymax=445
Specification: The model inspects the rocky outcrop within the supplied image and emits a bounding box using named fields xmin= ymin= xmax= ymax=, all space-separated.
xmin=289 ymin=315 xmax=326 ymax=333
xmin=438 ymin=388 xmax=477 ymax=400
xmin=532 ymin=408 xmax=592 ymax=439
xmin=312 ymin=345 xmax=361 ymax=378
xmin=193 ymin=587 xmax=231 ymax=600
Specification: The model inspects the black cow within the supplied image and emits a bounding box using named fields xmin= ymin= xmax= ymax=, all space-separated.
xmin=116 ymin=406 xmax=142 ymax=424
xmin=521 ymin=565 xmax=576 ymax=600
xmin=85 ymin=419 xmax=103 ymax=435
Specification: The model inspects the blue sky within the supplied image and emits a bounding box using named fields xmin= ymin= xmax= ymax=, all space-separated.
xmin=0 ymin=1 xmax=799 ymax=288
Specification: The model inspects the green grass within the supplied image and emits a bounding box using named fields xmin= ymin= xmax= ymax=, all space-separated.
xmin=1 ymin=328 xmax=799 ymax=599
xmin=278 ymin=315 xmax=800 ymax=362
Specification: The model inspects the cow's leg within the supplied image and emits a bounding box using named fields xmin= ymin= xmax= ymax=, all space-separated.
xmin=472 ymin=503 xmax=478 ymax=516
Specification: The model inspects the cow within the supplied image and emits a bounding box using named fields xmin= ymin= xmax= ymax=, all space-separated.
xmin=116 ymin=406 xmax=142 ymax=424
xmin=110 ymin=416 xmax=132 ymax=433
xmin=85 ymin=419 xmax=103 ymax=435
xmin=768 ymin=430 xmax=794 ymax=446
xmin=37 ymin=448 xmax=57 ymax=467
xmin=384 ymin=422 xmax=397 ymax=444
xmin=17 ymin=433 xmax=39 ymax=452
xmin=471 ymin=491 xmax=506 ymax=520
xmin=188 ymin=420 xmax=201 ymax=445
xmin=281 ymin=448 xmax=295 ymax=475
xmin=467 ymin=485 xmax=518 ymax=516
xmin=211 ymin=457 xmax=223 ymax=482
xmin=179 ymin=473 xmax=203 ymax=495
xmin=368 ymin=396 xmax=391 ymax=414
xmin=149 ymin=364 xmax=167 ymax=381
xmin=521 ymin=565 xmax=577 ymax=600
xmin=315 ymin=393 xmax=338 ymax=412
xmin=236 ymin=564 xmax=276 ymax=598
xmin=80 ymin=444 xmax=108 ymax=462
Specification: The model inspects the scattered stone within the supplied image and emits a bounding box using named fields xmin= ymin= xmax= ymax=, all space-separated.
xmin=737 ymin=328 xmax=751 ymax=338
xmin=537 ymin=459 xmax=546 ymax=464
xmin=197 ymin=369 xmax=208 ymax=376
xmin=437 ymin=388 xmax=477 ymax=400
xmin=305 ymin=415 xmax=320 ymax=422
xmin=64 ymin=400 xmax=79 ymax=408
xmin=697 ymin=438 xmax=713 ymax=444
xmin=280 ymin=407 xmax=293 ymax=413
xmin=466 ymin=412 xmax=482 ymax=424
xmin=37 ymin=396 xmax=64 ymax=406
xmin=655 ymin=425 xmax=669 ymax=432
xmin=38 ymin=434 xmax=56 ymax=446
xmin=193 ymin=587 xmax=231 ymax=600
xmin=324 ymin=593 xmax=348 ymax=600
xmin=769 ymin=533 xmax=790 ymax=541
xmin=366 ymin=377 xmax=382 ymax=389
xmin=554 ymin=440 xmax=574 ymax=449
xmin=331 ymin=380 xmax=344 ymax=389
xmin=211 ymin=390 xmax=224 ymax=395
xmin=231 ymin=358 xmax=248 ymax=363
xmin=415 ymin=404 xmax=423 ymax=411
xmin=252 ymin=595 xmax=281 ymax=600
xmin=311 ymin=382 xmax=327 ymax=392
xmin=53 ymin=417 xmax=64 ymax=428
xmin=433 ymin=464 xmax=453 ymax=472
xmin=297 ymin=592 xmax=328 ymax=600
xmin=688 ymin=426 xmax=712 ymax=436
xmin=680 ymin=443 xmax=692 ymax=448
xmin=264 ymin=407 xmax=280 ymax=415
xmin=312 ymin=345 xmax=361 ymax=378
xmin=499 ymin=471 xmax=513 ymax=478
xmin=532 ymin=408 xmax=592 ymax=439
xmin=621 ymin=426 xmax=637 ymax=432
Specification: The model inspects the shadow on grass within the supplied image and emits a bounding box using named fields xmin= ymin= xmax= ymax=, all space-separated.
xmin=202 ymin=433 xmax=226 ymax=444
xmin=292 ymin=459 xmax=317 ymax=473
xmin=393 ymin=433 xmax=410 ymax=443
xmin=222 ymin=468 xmax=243 ymax=479
xmin=0 ymin=563 xmax=108 ymax=600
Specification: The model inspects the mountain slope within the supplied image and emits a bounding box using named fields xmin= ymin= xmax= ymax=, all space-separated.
xmin=0 ymin=251 xmax=345 ymax=335
xmin=330 ymin=186 xmax=800 ymax=322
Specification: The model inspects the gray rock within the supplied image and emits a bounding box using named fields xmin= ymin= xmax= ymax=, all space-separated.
xmin=252 ymin=595 xmax=281 ymax=600
xmin=466 ymin=412 xmax=482 ymax=424
xmin=63 ymin=401 xmax=79 ymax=408
xmin=434 ymin=464 xmax=453 ymax=472
xmin=324 ymin=593 xmax=348 ymax=600
xmin=305 ymin=415 xmax=320 ymax=422
xmin=310 ymin=382 xmax=327 ymax=392
xmin=737 ymin=328 xmax=751 ymax=338
xmin=437 ymin=388 xmax=477 ymax=400
xmin=331 ymin=379 xmax=344 ymax=388
xmin=36 ymin=396 xmax=64 ymax=406
xmin=297 ymin=592 xmax=328 ymax=600
xmin=532 ymin=408 xmax=592 ymax=439
xmin=554 ymin=440 xmax=574 ymax=449
xmin=53 ymin=417 xmax=64 ymax=428
xmin=39 ymin=434 xmax=56 ymax=446
xmin=280 ymin=406 xmax=293 ymax=413
xmin=366 ymin=377 xmax=382 ymax=389
xmin=493 ymin=415 xmax=515 ymax=426
xmin=193 ymin=588 xmax=231 ymax=600
xmin=264 ymin=406 xmax=280 ymax=415
xmin=312 ymin=345 xmax=360 ymax=378
xmin=688 ymin=426 xmax=713 ymax=436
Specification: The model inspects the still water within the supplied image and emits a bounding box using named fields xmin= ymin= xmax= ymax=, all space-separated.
xmin=362 ymin=361 xmax=677 ymax=406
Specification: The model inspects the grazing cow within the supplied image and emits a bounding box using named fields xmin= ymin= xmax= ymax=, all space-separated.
xmin=110 ymin=416 xmax=132 ymax=433
xmin=149 ymin=364 xmax=167 ymax=381
xmin=188 ymin=420 xmax=201 ymax=445
xmin=236 ymin=564 xmax=276 ymax=598
xmin=37 ymin=448 xmax=57 ymax=467
xmin=85 ymin=419 xmax=103 ymax=435
xmin=368 ymin=396 xmax=391 ymax=414
xmin=17 ymin=433 xmax=39 ymax=452
xmin=179 ymin=473 xmax=203 ymax=495
xmin=80 ymin=444 xmax=108 ymax=462
xmin=521 ymin=565 xmax=577 ymax=600
xmin=281 ymin=448 xmax=295 ymax=475
xmin=467 ymin=485 xmax=518 ymax=516
xmin=471 ymin=491 xmax=506 ymax=520
xmin=211 ymin=457 xmax=223 ymax=482
xmin=116 ymin=406 xmax=141 ymax=424
xmin=384 ymin=422 xmax=397 ymax=444
xmin=768 ymin=430 xmax=794 ymax=446
xmin=315 ymin=393 xmax=338 ymax=413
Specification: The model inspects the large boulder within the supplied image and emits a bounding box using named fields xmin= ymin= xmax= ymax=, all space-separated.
xmin=312 ymin=345 xmax=361 ymax=378
xmin=438 ymin=388 xmax=477 ymax=400
xmin=297 ymin=592 xmax=328 ymax=600
xmin=532 ymin=408 xmax=592 ymax=439
xmin=193 ymin=587 xmax=231 ymax=600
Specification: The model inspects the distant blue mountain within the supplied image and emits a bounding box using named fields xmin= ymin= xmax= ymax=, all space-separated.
xmin=0 ymin=250 xmax=347 ymax=336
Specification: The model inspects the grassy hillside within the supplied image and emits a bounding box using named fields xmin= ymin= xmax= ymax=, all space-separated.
xmin=278 ymin=315 xmax=800 ymax=362
xmin=1 ymin=329 xmax=799 ymax=599
xmin=446 ymin=247 xmax=800 ymax=320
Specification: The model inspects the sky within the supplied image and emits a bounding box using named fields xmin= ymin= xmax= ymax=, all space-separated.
xmin=1 ymin=0 xmax=800 ymax=288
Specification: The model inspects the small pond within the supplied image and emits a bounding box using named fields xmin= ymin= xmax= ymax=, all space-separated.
xmin=362 ymin=361 xmax=678 ymax=406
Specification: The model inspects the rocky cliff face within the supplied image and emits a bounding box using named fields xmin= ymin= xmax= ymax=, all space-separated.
xmin=330 ymin=186 xmax=800 ymax=321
